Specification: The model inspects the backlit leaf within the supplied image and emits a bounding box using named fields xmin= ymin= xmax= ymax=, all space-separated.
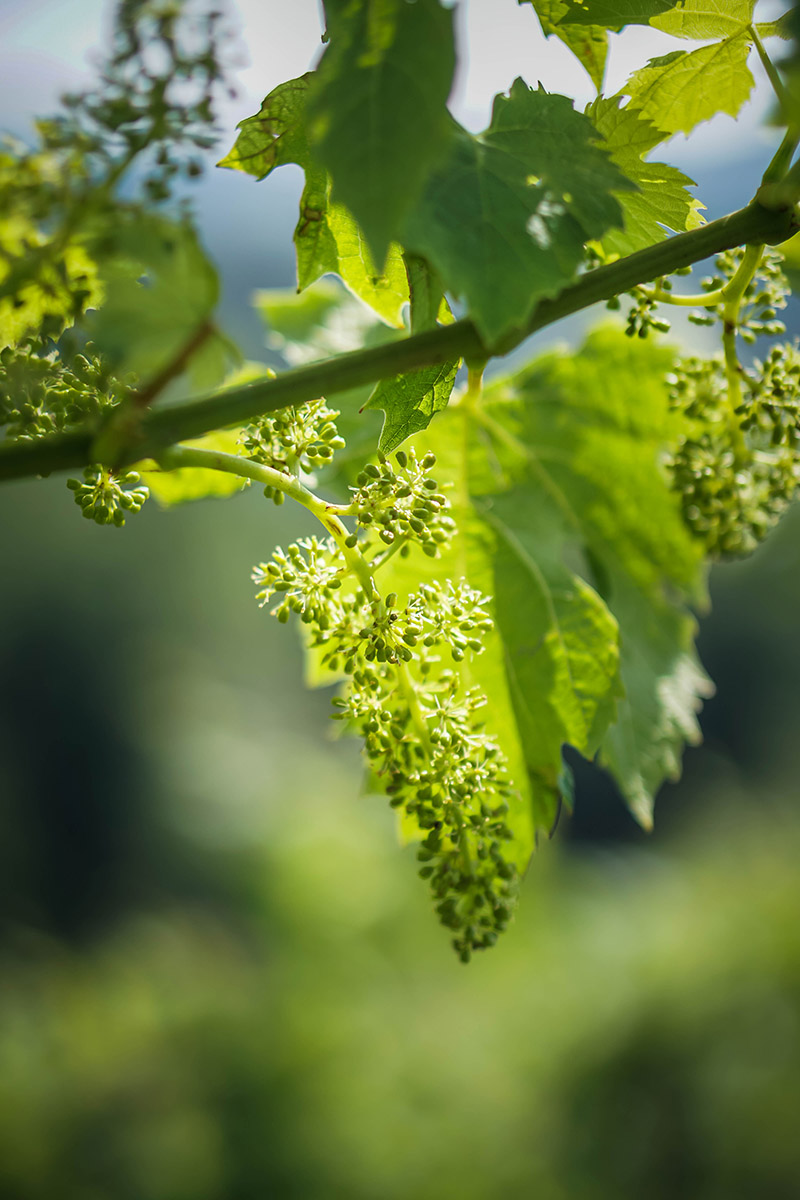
xmin=558 ymin=0 xmax=754 ymax=38
xmin=621 ymin=34 xmax=754 ymax=136
xmin=587 ymin=97 xmax=704 ymax=257
xmin=220 ymin=75 xmax=408 ymax=326
xmin=519 ymin=0 xmax=609 ymax=90
xmin=481 ymin=328 xmax=710 ymax=827
xmin=307 ymin=0 xmax=456 ymax=265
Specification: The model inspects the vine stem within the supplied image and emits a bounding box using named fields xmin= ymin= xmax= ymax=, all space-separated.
xmin=156 ymin=443 xmax=348 ymax=524
xmin=2 ymin=200 xmax=800 ymax=485
xmin=749 ymin=23 xmax=791 ymax=114
xmin=720 ymin=243 xmax=764 ymax=465
xmin=155 ymin=443 xmax=385 ymax=602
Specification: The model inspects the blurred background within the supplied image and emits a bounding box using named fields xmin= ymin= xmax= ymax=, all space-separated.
xmin=1 ymin=2 xmax=800 ymax=1197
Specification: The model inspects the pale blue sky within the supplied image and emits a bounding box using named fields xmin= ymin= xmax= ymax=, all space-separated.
xmin=0 ymin=0 xmax=783 ymax=168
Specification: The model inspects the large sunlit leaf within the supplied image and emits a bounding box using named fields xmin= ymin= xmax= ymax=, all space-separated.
xmin=307 ymin=0 xmax=456 ymax=265
xmin=402 ymin=79 xmax=633 ymax=342
xmin=480 ymin=328 xmax=710 ymax=828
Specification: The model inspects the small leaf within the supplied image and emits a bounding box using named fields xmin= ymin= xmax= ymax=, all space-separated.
xmin=621 ymin=34 xmax=754 ymax=136
xmin=366 ymin=255 xmax=459 ymax=452
xmin=366 ymin=360 xmax=459 ymax=454
xmin=557 ymin=0 xmax=754 ymax=38
xmin=220 ymin=75 xmax=408 ymax=326
xmin=555 ymin=0 xmax=680 ymax=29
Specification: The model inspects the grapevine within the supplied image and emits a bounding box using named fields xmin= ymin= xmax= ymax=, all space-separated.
xmin=4 ymin=0 xmax=800 ymax=958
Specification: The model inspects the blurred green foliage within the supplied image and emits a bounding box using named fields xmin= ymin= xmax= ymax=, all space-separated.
xmin=1 ymin=800 xmax=799 ymax=1199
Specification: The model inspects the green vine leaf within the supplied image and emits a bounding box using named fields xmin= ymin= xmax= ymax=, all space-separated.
xmin=519 ymin=0 xmax=609 ymax=91
xmin=0 ymin=208 xmax=100 ymax=351
xmin=558 ymin=0 xmax=754 ymax=39
xmin=477 ymin=488 xmax=623 ymax=789
xmin=481 ymin=328 xmax=710 ymax=828
xmin=621 ymin=34 xmax=754 ymax=136
xmin=366 ymin=255 xmax=460 ymax=453
xmin=368 ymin=326 xmax=710 ymax=837
xmin=85 ymin=213 xmax=222 ymax=382
xmin=366 ymin=360 xmax=459 ymax=454
xmin=651 ymin=0 xmax=755 ymax=40
xmin=307 ymin=0 xmax=456 ymax=266
xmin=219 ymin=75 xmax=409 ymax=327
xmin=587 ymin=98 xmax=704 ymax=257
xmin=402 ymin=79 xmax=634 ymax=342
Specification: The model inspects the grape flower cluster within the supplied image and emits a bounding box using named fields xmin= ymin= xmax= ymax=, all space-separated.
xmin=249 ymin=400 xmax=520 ymax=960
xmin=0 ymin=345 xmax=124 ymax=442
xmin=239 ymin=398 xmax=345 ymax=501
xmin=67 ymin=465 xmax=149 ymax=526
xmin=662 ymin=249 xmax=800 ymax=558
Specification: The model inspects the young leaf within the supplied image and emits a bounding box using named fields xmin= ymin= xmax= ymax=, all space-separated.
xmin=587 ymin=98 xmax=704 ymax=257
xmin=621 ymin=34 xmax=754 ymax=136
xmin=402 ymin=79 xmax=633 ymax=342
xmin=366 ymin=256 xmax=460 ymax=453
xmin=519 ymin=0 xmax=609 ymax=91
xmin=366 ymin=360 xmax=459 ymax=454
xmin=555 ymin=0 xmax=679 ymax=29
xmin=558 ymin=0 xmax=754 ymax=38
xmin=219 ymin=75 xmax=408 ymax=326
xmin=651 ymin=0 xmax=755 ymax=40
xmin=307 ymin=0 xmax=456 ymax=266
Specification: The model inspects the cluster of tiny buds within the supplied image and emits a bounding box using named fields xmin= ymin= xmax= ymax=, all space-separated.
xmin=687 ymin=248 xmax=788 ymax=339
xmin=0 ymin=346 xmax=121 ymax=442
xmin=252 ymin=535 xmax=344 ymax=625
xmin=351 ymin=448 xmax=456 ymax=557
xmin=665 ymin=345 xmax=800 ymax=557
xmin=66 ymin=465 xmax=148 ymax=526
xmin=607 ymin=279 xmax=671 ymax=339
xmin=251 ymin=467 xmax=519 ymax=959
xmin=737 ymin=343 xmax=800 ymax=447
xmin=666 ymin=431 xmax=797 ymax=558
xmin=240 ymin=398 xmax=345 ymax=503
